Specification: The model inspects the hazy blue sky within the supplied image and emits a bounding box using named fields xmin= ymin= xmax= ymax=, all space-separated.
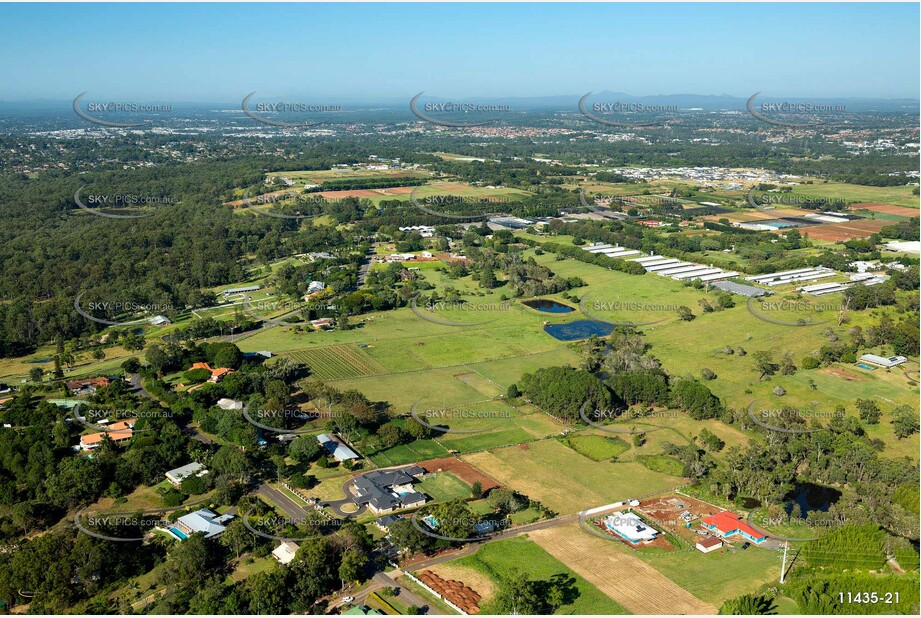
xmin=1 ymin=2 xmax=918 ymax=101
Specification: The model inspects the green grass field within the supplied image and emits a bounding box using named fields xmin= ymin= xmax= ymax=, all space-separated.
xmin=601 ymin=533 xmax=784 ymax=606
xmin=560 ymin=434 xmax=631 ymax=461
xmin=786 ymin=181 xmax=920 ymax=208
xmin=416 ymin=471 xmax=472 ymax=502
xmin=464 ymin=438 xmax=685 ymax=514
xmin=446 ymin=536 xmax=628 ymax=614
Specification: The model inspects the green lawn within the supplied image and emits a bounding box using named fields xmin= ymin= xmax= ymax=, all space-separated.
xmin=560 ymin=434 xmax=631 ymax=461
xmin=448 ymin=536 xmax=628 ymax=614
xmin=416 ymin=471 xmax=473 ymax=502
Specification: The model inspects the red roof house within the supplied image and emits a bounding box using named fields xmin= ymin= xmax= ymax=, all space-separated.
xmin=701 ymin=511 xmax=767 ymax=544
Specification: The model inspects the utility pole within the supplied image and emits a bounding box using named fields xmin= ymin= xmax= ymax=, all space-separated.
xmin=780 ymin=541 xmax=789 ymax=583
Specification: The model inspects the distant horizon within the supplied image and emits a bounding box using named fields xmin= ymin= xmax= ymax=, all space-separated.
xmin=1 ymin=3 xmax=918 ymax=101
xmin=2 ymin=91 xmax=920 ymax=106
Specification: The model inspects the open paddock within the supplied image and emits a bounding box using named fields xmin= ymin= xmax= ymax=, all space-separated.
xmin=529 ymin=524 xmax=716 ymax=614
xmin=462 ymin=439 xmax=684 ymax=514
xmin=416 ymin=456 xmax=501 ymax=492
xmin=849 ymin=202 xmax=919 ymax=217
xmin=800 ymin=219 xmax=888 ymax=242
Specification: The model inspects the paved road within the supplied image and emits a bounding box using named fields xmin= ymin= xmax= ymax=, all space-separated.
xmin=127 ymin=373 xmax=154 ymax=400
xmin=351 ymin=571 xmax=430 ymax=614
xmin=357 ymin=250 xmax=374 ymax=287
xmin=257 ymin=483 xmax=311 ymax=521
xmin=342 ymin=513 xmax=582 ymax=614
xmin=403 ymin=512 xmax=581 ymax=572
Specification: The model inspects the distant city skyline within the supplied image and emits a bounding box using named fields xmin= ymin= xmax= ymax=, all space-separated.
xmin=1 ymin=2 xmax=918 ymax=102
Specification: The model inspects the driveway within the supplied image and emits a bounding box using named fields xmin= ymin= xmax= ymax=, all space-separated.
xmin=256 ymin=483 xmax=311 ymax=521
xmin=322 ymin=477 xmax=366 ymax=518
xmin=349 ymin=571 xmax=430 ymax=614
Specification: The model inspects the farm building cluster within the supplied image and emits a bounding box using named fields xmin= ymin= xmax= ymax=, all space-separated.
xmin=591 ymin=494 xmax=771 ymax=553
xmin=583 ymin=244 xmax=739 ymax=282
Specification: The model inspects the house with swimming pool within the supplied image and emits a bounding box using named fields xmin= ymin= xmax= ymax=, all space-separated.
xmin=351 ymin=466 xmax=427 ymax=515
xmin=701 ymin=511 xmax=767 ymax=544
xmin=166 ymin=509 xmax=234 ymax=540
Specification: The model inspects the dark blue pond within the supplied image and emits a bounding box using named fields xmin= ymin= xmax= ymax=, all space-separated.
xmin=544 ymin=320 xmax=614 ymax=341
xmin=522 ymin=299 xmax=575 ymax=313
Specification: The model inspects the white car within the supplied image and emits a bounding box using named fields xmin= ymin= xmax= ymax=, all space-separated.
xmin=341 ymin=596 xmax=355 ymax=604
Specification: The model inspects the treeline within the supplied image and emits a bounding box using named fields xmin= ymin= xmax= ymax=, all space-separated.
xmin=303 ymin=176 xmax=425 ymax=192
xmin=881 ymin=218 xmax=920 ymax=241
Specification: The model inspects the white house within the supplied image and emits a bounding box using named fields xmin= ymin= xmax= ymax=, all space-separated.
xmin=169 ymin=509 xmax=233 ymax=540
xmin=217 ymin=398 xmax=243 ymax=410
xmin=307 ymin=281 xmax=326 ymax=295
xmin=272 ymin=541 xmax=300 ymax=565
xmin=603 ymin=512 xmax=658 ymax=544
xmin=165 ymin=462 xmax=207 ymax=487
xmin=696 ymin=537 xmax=723 ymax=553
xmin=859 ymin=354 xmax=908 ymax=368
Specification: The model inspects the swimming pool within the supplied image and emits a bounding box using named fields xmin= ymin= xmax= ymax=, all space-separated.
xmin=422 ymin=515 xmax=439 ymax=529
xmin=855 ymin=363 xmax=876 ymax=371
xmin=169 ymin=527 xmax=189 ymax=540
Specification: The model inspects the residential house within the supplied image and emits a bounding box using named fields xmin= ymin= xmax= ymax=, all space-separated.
xmin=351 ymin=466 xmax=427 ymax=515
xmin=859 ymin=354 xmax=908 ymax=368
xmin=272 ymin=541 xmax=300 ymax=565
xmin=189 ymin=362 xmax=235 ymax=383
xmin=603 ymin=512 xmax=659 ymax=544
xmin=169 ymin=509 xmax=234 ymax=540
xmin=79 ymin=418 xmax=137 ymax=451
xmin=317 ymin=433 xmax=359 ymax=462
xmin=165 ymin=462 xmax=207 ymax=487
xmin=307 ymin=280 xmax=326 ymax=295
xmin=67 ymin=377 xmax=111 ymax=396
xmin=701 ymin=511 xmax=767 ymax=544
xmin=374 ymin=515 xmax=401 ymax=532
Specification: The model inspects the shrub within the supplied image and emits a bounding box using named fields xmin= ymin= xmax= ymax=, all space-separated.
xmin=801 ymin=356 xmax=820 ymax=369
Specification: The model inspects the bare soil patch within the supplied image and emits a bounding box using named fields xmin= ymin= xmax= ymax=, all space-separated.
xmin=416 ymin=456 xmax=501 ymax=492
xmin=801 ymin=219 xmax=887 ymax=242
xmin=850 ymin=203 xmax=919 ymax=217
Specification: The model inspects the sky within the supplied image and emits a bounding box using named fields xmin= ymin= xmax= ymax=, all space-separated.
xmin=1 ymin=2 xmax=918 ymax=102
